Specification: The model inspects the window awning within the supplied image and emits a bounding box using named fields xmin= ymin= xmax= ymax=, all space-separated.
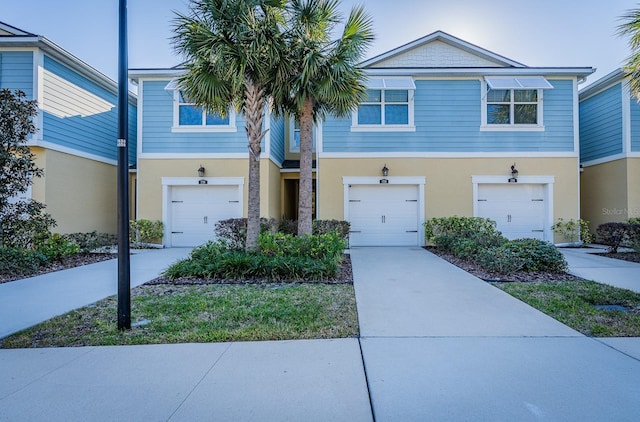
xmin=367 ymin=77 xmax=416 ymax=90
xmin=164 ymin=78 xmax=180 ymax=91
xmin=485 ymin=76 xmax=554 ymax=90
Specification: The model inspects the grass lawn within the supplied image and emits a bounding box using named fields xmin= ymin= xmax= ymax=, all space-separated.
xmin=0 ymin=283 xmax=358 ymax=348
xmin=495 ymin=280 xmax=640 ymax=337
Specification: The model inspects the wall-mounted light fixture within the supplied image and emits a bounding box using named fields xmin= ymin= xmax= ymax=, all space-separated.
xmin=380 ymin=164 xmax=390 ymax=184
xmin=198 ymin=165 xmax=208 ymax=184
xmin=509 ymin=163 xmax=518 ymax=183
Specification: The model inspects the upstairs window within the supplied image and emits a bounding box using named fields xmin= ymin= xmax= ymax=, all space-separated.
xmin=289 ymin=118 xmax=316 ymax=152
xmin=482 ymin=76 xmax=553 ymax=131
xmin=352 ymin=78 xmax=415 ymax=132
xmin=168 ymin=85 xmax=236 ymax=132
xmin=486 ymin=89 xmax=538 ymax=125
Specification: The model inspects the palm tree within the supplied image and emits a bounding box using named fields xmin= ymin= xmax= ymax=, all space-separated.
xmin=276 ymin=0 xmax=374 ymax=235
xmin=618 ymin=7 xmax=640 ymax=99
xmin=173 ymin=0 xmax=287 ymax=250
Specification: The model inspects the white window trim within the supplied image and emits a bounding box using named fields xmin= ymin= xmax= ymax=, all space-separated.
xmin=171 ymin=90 xmax=237 ymax=133
xmin=289 ymin=117 xmax=317 ymax=153
xmin=480 ymin=80 xmax=544 ymax=131
xmin=351 ymin=89 xmax=416 ymax=132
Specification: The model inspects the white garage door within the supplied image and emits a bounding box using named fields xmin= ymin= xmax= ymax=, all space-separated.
xmin=348 ymin=185 xmax=419 ymax=246
xmin=477 ymin=184 xmax=546 ymax=240
xmin=170 ymin=185 xmax=242 ymax=247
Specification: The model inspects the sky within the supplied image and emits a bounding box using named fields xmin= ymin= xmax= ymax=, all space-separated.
xmin=0 ymin=0 xmax=636 ymax=88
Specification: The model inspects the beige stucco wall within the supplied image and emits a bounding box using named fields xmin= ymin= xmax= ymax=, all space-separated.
xmin=580 ymin=159 xmax=629 ymax=231
xmin=319 ymin=157 xmax=580 ymax=242
xmin=627 ymin=158 xmax=640 ymax=220
xmin=30 ymin=147 xmax=117 ymax=234
xmin=137 ymin=157 xmax=282 ymax=223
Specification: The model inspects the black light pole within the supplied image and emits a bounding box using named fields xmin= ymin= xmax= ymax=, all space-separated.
xmin=117 ymin=0 xmax=131 ymax=330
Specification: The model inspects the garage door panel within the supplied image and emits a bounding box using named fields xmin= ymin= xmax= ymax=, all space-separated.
xmin=170 ymin=185 xmax=242 ymax=247
xmin=348 ymin=184 xmax=419 ymax=247
xmin=477 ymin=184 xmax=547 ymax=241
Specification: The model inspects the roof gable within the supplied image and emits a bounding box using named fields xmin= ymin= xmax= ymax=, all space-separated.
xmin=0 ymin=21 xmax=36 ymax=37
xmin=361 ymin=31 xmax=525 ymax=69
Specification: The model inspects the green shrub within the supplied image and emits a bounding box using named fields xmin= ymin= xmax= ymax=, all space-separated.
xmin=627 ymin=222 xmax=640 ymax=253
xmin=479 ymin=239 xmax=568 ymax=274
xmin=66 ymin=231 xmax=117 ymax=253
xmin=36 ymin=233 xmax=80 ymax=261
xmin=129 ymin=220 xmax=164 ymax=245
xmin=0 ymin=247 xmax=48 ymax=275
xmin=596 ymin=222 xmax=629 ymax=253
xmin=0 ymin=200 xmax=56 ymax=249
xmin=551 ymin=218 xmax=593 ymax=244
xmin=214 ymin=218 xmax=277 ymax=250
xmin=312 ymin=220 xmax=351 ymax=239
xmin=278 ymin=219 xmax=298 ymax=235
xmin=258 ymin=232 xmax=346 ymax=259
xmin=164 ymin=236 xmax=344 ymax=281
xmin=424 ymin=216 xmax=505 ymax=254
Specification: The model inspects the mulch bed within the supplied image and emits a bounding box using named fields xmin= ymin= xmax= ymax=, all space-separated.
xmin=426 ymin=247 xmax=583 ymax=283
xmin=145 ymin=254 xmax=354 ymax=285
xmin=0 ymin=253 xmax=116 ymax=284
xmin=596 ymin=252 xmax=640 ymax=264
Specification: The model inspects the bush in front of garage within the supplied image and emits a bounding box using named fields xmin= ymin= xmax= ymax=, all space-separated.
xmin=424 ymin=216 xmax=568 ymax=274
xmin=424 ymin=216 xmax=506 ymax=259
xmin=164 ymin=231 xmax=347 ymax=281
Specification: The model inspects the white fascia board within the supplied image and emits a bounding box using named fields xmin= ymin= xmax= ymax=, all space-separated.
xmin=319 ymin=151 xmax=578 ymax=159
xmin=161 ymin=176 xmax=245 ymax=186
xmin=579 ymin=68 xmax=625 ymax=100
xmin=580 ymin=153 xmax=628 ymax=167
xmin=129 ymin=68 xmax=186 ymax=81
xmin=365 ymin=68 xmax=594 ymax=78
xmin=139 ymin=153 xmax=249 ymax=159
xmin=26 ymin=140 xmax=117 ymax=166
xmin=472 ymin=175 xmax=555 ymax=184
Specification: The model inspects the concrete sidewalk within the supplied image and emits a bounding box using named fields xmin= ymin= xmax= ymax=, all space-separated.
xmin=0 ymin=248 xmax=192 ymax=338
xmin=561 ymin=245 xmax=640 ymax=292
xmin=1 ymin=247 xmax=639 ymax=421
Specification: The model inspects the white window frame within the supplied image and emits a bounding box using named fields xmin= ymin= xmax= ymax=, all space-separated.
xmin=289 ymin=117 xmax=317 ymax=152
xmin=171 ymin=90 xmax=237 ymax=133
xmin=351 ymin=78 xmax=416 ymax=132
xmin=481 ymin=79 xmax=548 ymax=132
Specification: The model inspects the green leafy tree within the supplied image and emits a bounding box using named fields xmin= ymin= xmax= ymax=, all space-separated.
xmin=274 ymin=0 xmax=373 ymax=235
xmin=618 ymin=7 xmax=640 ymax=98
xmin=173 ymin=0 xmax=288 ymax=250
xmin=0 ymin=89 xmax=56 ymax=248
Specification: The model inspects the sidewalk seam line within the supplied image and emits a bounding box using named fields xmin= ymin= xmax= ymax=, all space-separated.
xmin=0 ymin=346 xmax=96 ymax=402
xmin=165 ymin=342 xmax=234 ymax=422
xmin=357 ymin=338 xmax=377 ymax=422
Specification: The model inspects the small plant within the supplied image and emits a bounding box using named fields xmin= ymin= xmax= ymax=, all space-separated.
xmin=479 ymin=238 xmax=568 ymax=274
xmin=36 ymin=233 xmax=80 ymax=261
xmin=597 ymin=222 xmax=630 ymax=253
xmin=129 ymin=220 xmax=164 ymax=246
xmin=551 ymin=218 xmax=592 ymax=244
xmin=214 ymin=218 xmax=277 ymax=250
xmin=0 ymin=247 xmax=48 ymax=275
xmin=66 ymin=231 xmax=118 ymax=253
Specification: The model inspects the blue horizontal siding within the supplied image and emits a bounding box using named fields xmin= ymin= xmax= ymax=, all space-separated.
xmin=323 ymin=79 xmax=575 ymax=153
xmin=141 ymin=80 xmax=250 ymax=153
xmin=42 ymin=56 xmax=132 ymax=163
xmin=270 ymin=114 xmax=285 ymax=163
xmin=630 ymin=95 xmax=640 ymax=153
xmin=128 ymin=103 xmax=137 ymax=164
xmin=579 ymin=84 xmax=623 ymax=162
xmin=0 ymin=51 xmax=33 ymax=97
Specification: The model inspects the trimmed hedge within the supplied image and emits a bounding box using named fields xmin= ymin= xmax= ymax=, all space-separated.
xmin=214 ymin=218 xmax=278 ymax=250
xmin=0 ymin=248 xmax=48 ymax=275
xmin=424 ymin=216 xmax=568 ymax=274
xmin=596 ymin=222 xmax=640 ymax=253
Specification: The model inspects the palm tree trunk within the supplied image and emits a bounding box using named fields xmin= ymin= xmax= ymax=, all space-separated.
xmin=297 ymin=97 xmax=315 ymax=236
xmin=244 ymin=79 xmax=266 ymax=251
